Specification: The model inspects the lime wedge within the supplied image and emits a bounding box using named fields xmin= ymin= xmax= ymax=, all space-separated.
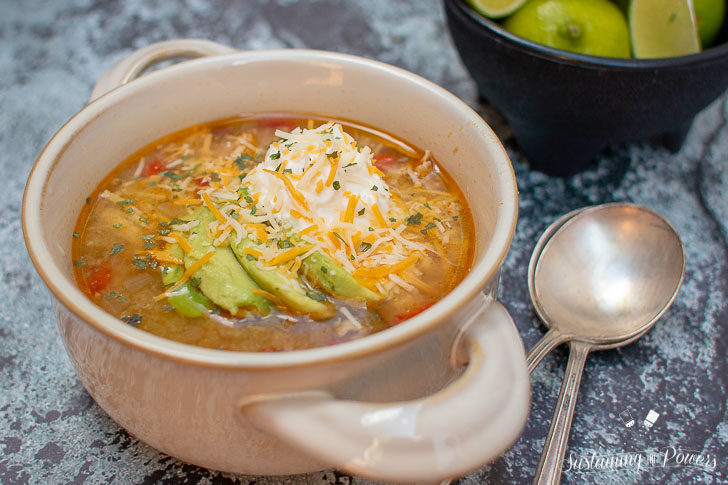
xmin=629 ymin=0 xmax=701 ymax=58
xmin=466 ymin=0 xmax=529 ymax=18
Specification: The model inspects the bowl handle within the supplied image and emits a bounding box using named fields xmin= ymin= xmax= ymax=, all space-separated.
xmin=90 ymin=39 xmax=238 ymax=101
xmin=240 ymin=299 xmax=530 ymax=483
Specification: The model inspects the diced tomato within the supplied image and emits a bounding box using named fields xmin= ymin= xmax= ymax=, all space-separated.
xmin=87 ymin=261 xmax=112 ymax=294
xmin=142 ymin=159 xmax=165 ymax=177
xmin=394 ymin=302 xmax=434 ymax=324
xmin=257 ymin=118 xmax=297 ymax=132
xmin=195 ymin=177 xmax=210 ymax=187
xmin=373 ymin=153 xmax=398 ymax=172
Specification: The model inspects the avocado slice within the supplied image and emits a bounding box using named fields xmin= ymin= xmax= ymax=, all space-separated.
xmin=184 ymin=209 xmax=271 ymax=315
xmin=230 ymin=237 xmax=336 ymax=321
xmin=160 ymin=243 xmax=212 ymax=317
xmin=300 ymin=251 xmax=382 ymax=303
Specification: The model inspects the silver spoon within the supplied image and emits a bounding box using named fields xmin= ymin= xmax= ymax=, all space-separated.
xmin=525 ymin=203 xmax=685 ymax=485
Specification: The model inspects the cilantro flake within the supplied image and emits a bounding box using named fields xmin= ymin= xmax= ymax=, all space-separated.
xmin=306 ymin=291 xmax=327 ymax=302
xmin=121 ymin=314 xmax=142 ymax=326
xmin=332 ymin=181 xmax=341 ymax=190
xmin=406 ymin=212 xmax=423 ymax=226
xmin=109 ymin=243 xmax=125 ymax=256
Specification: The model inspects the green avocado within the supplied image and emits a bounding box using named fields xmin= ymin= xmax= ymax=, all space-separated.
xmin=230 ymin=237 xmax=336 ymax=321
xmin=184 ymin=209 xmax=271 ymax=315
xmin=300 ymin=251 xmax=382 ymax=303
xmin=160 ymin=243 xmax=212 ymax=317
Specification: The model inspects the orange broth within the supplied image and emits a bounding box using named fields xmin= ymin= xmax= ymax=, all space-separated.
xmin=72 ymin=115 xmax=474 ymax=351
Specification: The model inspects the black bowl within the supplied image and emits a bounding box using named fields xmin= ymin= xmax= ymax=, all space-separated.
xmin=444 ymin=0 xmax=728 ymax=175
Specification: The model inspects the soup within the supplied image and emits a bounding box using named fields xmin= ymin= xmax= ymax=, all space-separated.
xmin=72 ymin=115 xmax=474 ymax=351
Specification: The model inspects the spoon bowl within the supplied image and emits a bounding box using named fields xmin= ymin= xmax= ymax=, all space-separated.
xmin=531 ymin=203 xmax=685 ymax=347
xmin=526 ymin=203 xmax=685 ymax=485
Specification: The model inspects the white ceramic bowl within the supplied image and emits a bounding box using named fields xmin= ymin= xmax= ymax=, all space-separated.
xmin=23 ymin=40 xmax=528 ymax=483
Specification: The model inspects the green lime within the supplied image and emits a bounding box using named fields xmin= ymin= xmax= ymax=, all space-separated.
xmin=693 ymin=0 xmax=726 ymax=48
xmin=467 ymin=0 xmax=529 ymax=18
xmin=503 ymin=0 xmax=631 ymax=58
xmin=629 ymin=0 xmax=701 ymax=58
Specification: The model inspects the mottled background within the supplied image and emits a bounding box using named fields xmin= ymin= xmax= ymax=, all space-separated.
xmin=1 ymin=0 xmax=727 ymax=484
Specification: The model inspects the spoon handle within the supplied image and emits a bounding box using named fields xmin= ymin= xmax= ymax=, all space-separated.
xmin=532 ymin=340 xmax=591 ymax=485
xmin=526 ymin=328 xmax=568 ymax=374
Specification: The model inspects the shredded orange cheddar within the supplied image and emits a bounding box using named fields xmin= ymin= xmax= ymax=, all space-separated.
xmin=264 ymin=169 xmax=310 ymax=211
xmin=245 ymin=223 xmax=268 ymax=243
xmin=147 ymin=251 xmax=184 ymax=265
xmin=354 ymin=253 xmax=419 ymax=279
xmin=251 ymin=288 xmax=285 ymax=309
xmin=265 ymin=244 xmax=314 ymax=266
xmin=325 ymin=155 xmax=338 ymax=187
xmin=298 ymin=224 xmax=319 ymax=236
xmin=173 ymin=199 xmax=203 ymax=206
xmin=315 ymin=180 xmax=324 ymax=194
xmin=290 ymin=208 xmax=313 ymax=222
xmin=169 ymin=233 xmax=193 ymax=254
xmin=243 ymin=247 xmax=263 ymax=258
xmin=157 ymin=250 xmax=214 ymax=298
xmin=370 ymin=203 xmax=387 ymax=227
xmin=202 ymin=192 xmax=227 ymax=224
xmin=342 ymin=194 xmax=360 ymax=223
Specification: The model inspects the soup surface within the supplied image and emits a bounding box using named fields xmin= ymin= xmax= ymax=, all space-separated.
xmin=73 ymin=115 xmax=474 ymax=351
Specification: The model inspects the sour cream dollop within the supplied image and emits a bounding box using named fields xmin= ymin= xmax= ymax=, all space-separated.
xmin=243 ymin=122 xmax=392 ymax=234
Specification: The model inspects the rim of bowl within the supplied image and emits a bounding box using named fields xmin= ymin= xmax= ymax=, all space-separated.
xmin=447 ymin=0 xmax=728 ymax=69
xmin=23 ymin=48 xmax=518 ymax=370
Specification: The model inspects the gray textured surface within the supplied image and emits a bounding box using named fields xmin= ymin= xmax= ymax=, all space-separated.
xmin=1 ymin=0 xmax=727 ymax=484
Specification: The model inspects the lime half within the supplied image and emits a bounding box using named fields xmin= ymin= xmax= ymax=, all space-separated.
xmin=693 ymin=0 xmax=726 ymax=48
xmin=503 ymin=0 xmax=631 ymax=58
xmin=630 ymin=0 xmax=701 ymax=58
xmin=467 ymin=0 xmax=529 ymax=18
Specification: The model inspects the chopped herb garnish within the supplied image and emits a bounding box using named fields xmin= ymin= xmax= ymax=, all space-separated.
xmin=277 ymin=239 xmax=293 ymax=249
xmin=121 ymin=314 xmax=142 ymax=326
xmin=162 ymin=171 xmax=182 ymax=180
xmin=389 ymin=217 xmax=397 ymax=222
xmin=321 ymin=266 xmax=328 ymax=274
xmin=231 ymin=213 xmax=239 ymax=219
xmin=116 ymin=199 xmax=134 ymax=208
xmin=250 ymin=205 xmax=257 ymax=215
xmin=234 ymin=153 xmax=254 ymax=169
xmin=239 ymin=187 xmax=250 ymax=196
xmin=371 ymin=185 xmax=378 ymax=191
xmin=424 ymin=202 xmax=432 ymax=209
xmin=332 ymin=181 xmax=341 ymax=190
xmin=104 ymin=291 xmax=125 ymax=302
xmin=189 ymin=276 xmax=201 ymax=288
xmin=343 ymin=162 xmax=357 ymax=168
xmin=332 ymin=232 xmax=349 ymax=247
xmin=368 ymin=226 xmax=375 ymax=232
xmin=306 ymin=291 xmax=327 ymax=302
xmin=109 ymin=243 xmax=125 ymax=256
xmin=434 ymin=217 xmax=441 ymax=222
xmin=425 ymin=222 xmax=436 ymax=230
xmin=270 ymin=152 xmax=281 ymax=160
xmin=141 ymin=234 xmax=155 ymax=240
xmin=420 ymin=229 xmax=429 ymax=235
xmin=453 ymin=215 xmax=459 ymax=221
xmin=149 ymin=181 xmax=157 ymax=187
xmin=73 ymin=260 xmax=85 ymax=267
xmin=157 ymin=229 xmax=171 ymax=235
xmin=158 ymin=221 xmax=169 ymax=227
xmin=246 ymin=253 xmax=256 ymax=261
xmin=139 ymin=216 xmax=149 ymax=224
xmin=125 ymin=208 xmax=133 ymax=214
xmin=274 ymin=163 xmax=282 ymax=172
xmin=112 ymin=223 xmax=122 ymax=229
xmin=357 ymin=208 xmax=366 ymax=216
xmin=284 ymin=142 xmax=296 ymax=149
xmin=238 ymin=174 xmax=247 ymax=180
xmin=283 ymin=168 xmax=293 ymax=174
xmin=326 ymin=151 xmax=339 ymax=159
xmin=85 ymin=197 xmax=93 ymax=205
xmin=142 ymin=240 xmax=157 ymax=249
xmin=169 ymin=217 xmax=186 ymax=225
xmin=359 ymin=242 xmax=372 ymax=252
xmin=72 ymin=232 xmax=79 ymax=238
xmin=244 ymin=196 xmax=254 ymax=204
xmin=406 ymin=212 xmax=423 ymax=226
xmin=131 ymin=255 xmax=149 ymax=270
